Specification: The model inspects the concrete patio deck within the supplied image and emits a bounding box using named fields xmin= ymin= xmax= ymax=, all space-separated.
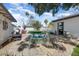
xmin=0 ymin=40 xmax=75 ymax=56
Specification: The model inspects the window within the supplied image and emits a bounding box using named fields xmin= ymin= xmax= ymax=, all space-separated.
xmin=3 ymin=21 xmax=8 ymax=30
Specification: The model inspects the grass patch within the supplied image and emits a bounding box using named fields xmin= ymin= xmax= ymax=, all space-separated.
xmin=72 ymin=46 xmax=79 ymax=56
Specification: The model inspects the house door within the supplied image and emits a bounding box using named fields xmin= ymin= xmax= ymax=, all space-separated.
xmin=57 ymin=22 xmax=64 ymax=35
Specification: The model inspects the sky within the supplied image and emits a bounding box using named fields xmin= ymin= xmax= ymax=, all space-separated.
xmin=4 ymin=3 xmax=79 ymax=26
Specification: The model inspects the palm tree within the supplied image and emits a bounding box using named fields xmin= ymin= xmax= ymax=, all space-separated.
xmin=26 ymin=12 xmax=29 ymax=16
xmin=25 ymin=11 xmax=34 ymax=26
xmin=44 ymin=19 xmax=48 ymax=26
xmin=44 ymin=19 xmax=48 ymax=31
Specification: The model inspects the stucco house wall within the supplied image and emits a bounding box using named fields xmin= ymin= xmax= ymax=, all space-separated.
xmin=0 ymin=14 xmax=13 ymax=45
xmin=52 ymin=16 xmax=79 ymax=37
xmin=0 ymin=4 xmax=16 ymax=45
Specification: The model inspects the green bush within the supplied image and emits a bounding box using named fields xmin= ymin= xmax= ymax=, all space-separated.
xmin=72 ymin=47 xmax=79 ymax=56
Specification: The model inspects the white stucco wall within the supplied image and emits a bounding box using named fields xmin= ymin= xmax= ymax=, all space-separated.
xmin=0 ymin=14 xmax=4 ymax=44
xmin=53 ymin=16 xmax=79 ymax=37
xmin=0 ymin=14 xmax=13 ymax=45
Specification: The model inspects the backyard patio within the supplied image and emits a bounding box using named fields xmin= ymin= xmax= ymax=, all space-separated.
xmin=0 ymin=3 xmax=79 ymax=56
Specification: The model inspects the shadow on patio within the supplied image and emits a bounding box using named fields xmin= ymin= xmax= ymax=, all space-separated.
xmin=17 ymin=42 xmax=29 ymax=52
xmin=0 ymin=38 xmax=16 ymax=49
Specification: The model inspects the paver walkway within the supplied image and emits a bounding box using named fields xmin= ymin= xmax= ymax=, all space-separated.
xmin=0 ymin=40 xmax=75 ymax=56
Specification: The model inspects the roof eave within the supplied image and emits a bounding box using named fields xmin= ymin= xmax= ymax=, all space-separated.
xmin=52 ymin=14 xmax=79 ymax=22
xmin=0 ymin=4 xmax=17 ymax=22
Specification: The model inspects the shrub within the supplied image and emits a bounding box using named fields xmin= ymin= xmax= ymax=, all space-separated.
xmin=72 ymin=47 xmax=79 ymax=56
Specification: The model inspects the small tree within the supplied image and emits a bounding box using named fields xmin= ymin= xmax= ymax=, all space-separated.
xmin=31 ymin=20 xmax=42 ymax=30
